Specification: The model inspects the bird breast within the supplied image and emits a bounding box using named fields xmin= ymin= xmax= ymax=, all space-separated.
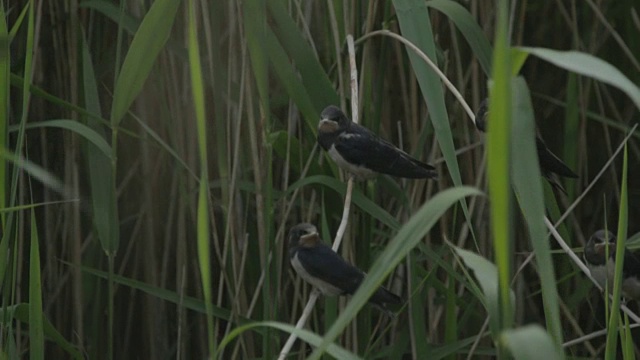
xmin=291 ymin=253 xmax=344 ymax=296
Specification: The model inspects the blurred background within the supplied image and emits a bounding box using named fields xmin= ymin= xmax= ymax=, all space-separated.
xmin=3 ymin=0 xmax=640 ymax=358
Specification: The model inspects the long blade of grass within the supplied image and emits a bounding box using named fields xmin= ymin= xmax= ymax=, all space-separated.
xmin=487 ymin=0 xmax=513 ymax=339
xmin=510 ymin=77 xmax=563 ymax=347
xmin=309 ymin=186 xmax=482 ymax=359
xmin=604 ymin=143 xmax=628 ymax=359
xmin=187 ymin=0 xmax=215 ymax=355
xmin=28 ymin=210 xmax=44 ymax=360
xmin=81 ymin=33 xmax=119 ymax=255
xmin=81 ymin=30 xmax=119 ymax=359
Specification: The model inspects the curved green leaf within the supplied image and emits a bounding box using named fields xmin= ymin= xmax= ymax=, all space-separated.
xmin=519 ymin=47 xmax=640 ymax=109
xmin=20 ymin=120 xmax=112 ymax=158
xmin=110 ymin=0 xmax=180 ymax=126
xmin=501 ymin=325 xmax=563 ymax=360
xmin=455 ymin=245 xmax=502 ymax=331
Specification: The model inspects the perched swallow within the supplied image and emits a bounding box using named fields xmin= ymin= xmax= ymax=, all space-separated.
xmin=584 ymin=230 xmax=616 ymax=290
xmin=584 ymin=230 xmax=640 ymax=300
xmin=317 ymin=105 xmax=438 ymax=180
xmin=475 ymin=98 xmax=578 ymax=194
xmin=288 ymin=223 xmax=401 ymax=312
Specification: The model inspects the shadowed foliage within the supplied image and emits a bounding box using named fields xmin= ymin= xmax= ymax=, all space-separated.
xmin=2 ymin=0 xmax=640 ymax=359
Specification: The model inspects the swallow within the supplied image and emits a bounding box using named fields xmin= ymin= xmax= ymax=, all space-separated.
xmin=288 ymin=223 xmax=401 ymax=312
xmin=584 ymin=230 xmax=616 ymax=290
xmin=475 ymin=98 xmax=578 ymax=194
xmin=584 ymin=229 xmax=640 ymax=300
xmin=317 ymin=105 xmax=438 ymax=180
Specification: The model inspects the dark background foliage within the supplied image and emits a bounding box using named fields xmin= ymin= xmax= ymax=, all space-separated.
xmin=2 ymin=0 xmax=639 ymax=358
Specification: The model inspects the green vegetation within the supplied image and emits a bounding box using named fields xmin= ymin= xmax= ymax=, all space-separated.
xmin=2 ymin=0 xmax=640 ymax=358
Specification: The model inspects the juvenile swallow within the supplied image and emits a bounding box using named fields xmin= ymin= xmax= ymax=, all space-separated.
xmin=584 ymin=230 xmax=640 ymax=300
xmin=317 ymin=105 xmax=438 ymax=180
xmin=475 ymin=98 xmax=578 ymax=194
xmin=288 ymin=223 xmax=401 ymax=312
xmin=584 ymin=230 xmax=616 ymax=290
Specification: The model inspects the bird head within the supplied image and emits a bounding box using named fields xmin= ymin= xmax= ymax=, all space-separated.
xmin=584 ymin=229 xmax=616 ymax=266
xmin=318 ymin=105 xmax=350 ymax=134
xmin=475 ymin=98 xmax=489 ymax=132
xmin=288 ymin=223 xmax=320 ymax=254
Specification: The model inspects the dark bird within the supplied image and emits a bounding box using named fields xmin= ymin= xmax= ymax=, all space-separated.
xmin=317 ymin=105 xmax=437 ymax=180
xmin=584 ymin=229 xmax=640 ymax=300
xmin=584 ymin=230 xmax=616 ymax=290
xmin=475 ymin=98 xmax=578 ymax=194
xmin=288 ymin=223 xmax=401 ymax=312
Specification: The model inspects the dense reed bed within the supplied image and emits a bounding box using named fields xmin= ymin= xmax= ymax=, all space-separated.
xmin=2 ymin=0 xmax=640 ymax=359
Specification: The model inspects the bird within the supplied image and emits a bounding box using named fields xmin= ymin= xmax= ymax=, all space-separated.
xmin=287 ymin=223 xmax=402 ymax=312
xmin=584 ymin=230 xmax=616 ymax=290
xmin=584 ymin=229 xmax=640 ymax=300
xmin=475 ymin=98 xmax=578 ymax=194
xmin=317 ymin=105 xmax=438 ymax=180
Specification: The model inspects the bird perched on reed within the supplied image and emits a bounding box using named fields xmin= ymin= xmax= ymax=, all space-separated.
xmin=317 ymin=105 xmax=438 ymax=180
xmin=288 ymin=223 xmax=401 ymax=313
xmin=475 ymin=98 xmax=578 ymax=194
xmin=584 ymin=229 xmax=640 ymax=300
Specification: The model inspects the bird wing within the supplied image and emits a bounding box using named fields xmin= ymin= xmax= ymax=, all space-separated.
xmin=295 ymin=245 xmax=364 ymax=294
xmin=535 ymin=137 xmax=578 ymax=178
xmin=334 ymin=125 xmax=435 ymax=178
